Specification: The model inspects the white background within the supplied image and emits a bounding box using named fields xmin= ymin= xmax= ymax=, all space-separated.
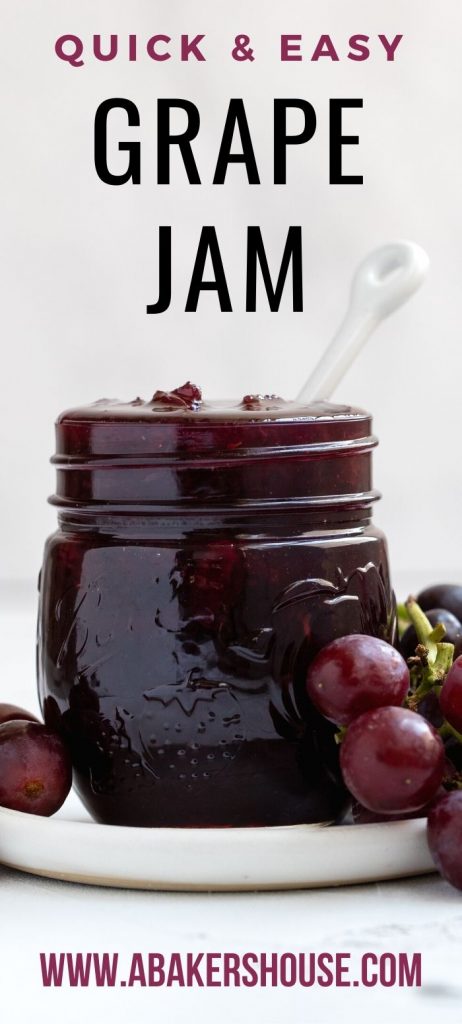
xmin=1 ymin=0 xmax=461 ymax=585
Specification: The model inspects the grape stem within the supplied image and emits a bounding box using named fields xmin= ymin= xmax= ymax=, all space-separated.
xmin=396 ymin=601 xmax=411 ymax=639
xmin=405 ymin=596 xmax=455 ymax=701
xmin=439 ymin=720 xmax=462 ymax=744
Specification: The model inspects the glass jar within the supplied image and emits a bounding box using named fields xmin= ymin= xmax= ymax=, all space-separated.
xmin=37 ymin=386 xmax=395 ymax=827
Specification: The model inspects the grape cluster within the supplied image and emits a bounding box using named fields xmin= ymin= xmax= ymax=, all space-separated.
xmin=307 ymin=583 xmax=462 ymax=891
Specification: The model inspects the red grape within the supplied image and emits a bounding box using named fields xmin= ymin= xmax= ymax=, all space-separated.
xmin=427 ymin=790 xmax=462 ymax=889
xmin=0 ymin=721 xmax=72 ymax=816
xmin=418 ymin=584 xmax=462 ymax=622
xmin=340 ymin=706 xmax=445 ymax=813
xmin=440 ymin=655 xmax=462 ymax=733
xmin=351 ymin=799 xmax=438 ymax=824
xmin=0 ymin=703 xmax=39 ymax=726
xmin=306 ymin=634 xmax=409 ymax=726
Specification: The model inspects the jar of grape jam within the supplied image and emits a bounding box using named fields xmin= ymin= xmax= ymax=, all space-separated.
xmin=37 ymin=384 xmax=395 ymax=827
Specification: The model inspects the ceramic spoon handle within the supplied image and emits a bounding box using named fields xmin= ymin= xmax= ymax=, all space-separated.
xmin=297 ymin=241 xmax=429 ymax=403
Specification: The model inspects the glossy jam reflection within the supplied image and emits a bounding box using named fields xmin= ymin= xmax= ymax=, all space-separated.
xmin=37 ymin=386 xmax=395 ymax=827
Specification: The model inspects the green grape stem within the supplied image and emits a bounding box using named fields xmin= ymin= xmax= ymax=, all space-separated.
xmin=396 ymin=601 xmax=411 ymax=640
xmin=404 ymin=597 xmax=455 ymax=703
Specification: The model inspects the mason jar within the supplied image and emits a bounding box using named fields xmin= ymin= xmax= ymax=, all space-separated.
xmin=37 ymin=386 xmax=395 ymax=827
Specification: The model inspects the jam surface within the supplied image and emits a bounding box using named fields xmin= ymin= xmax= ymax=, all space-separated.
xmin=37 ymin=385 xmax=394 ymax=827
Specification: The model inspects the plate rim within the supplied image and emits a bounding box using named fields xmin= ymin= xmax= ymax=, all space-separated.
xmin=0 ymin=803 xmax=436 ymax=891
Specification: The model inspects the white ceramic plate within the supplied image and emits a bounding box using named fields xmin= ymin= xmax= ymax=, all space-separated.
xmin=0 ymin=790 xmax=435 ymax=891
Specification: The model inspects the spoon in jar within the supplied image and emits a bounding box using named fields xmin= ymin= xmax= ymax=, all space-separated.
xmin=297 ymin=240 xmax=429 ymax=403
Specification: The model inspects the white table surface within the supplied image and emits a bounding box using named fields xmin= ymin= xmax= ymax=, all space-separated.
xmin=2 ymin=576 xmax=462 ymax=1024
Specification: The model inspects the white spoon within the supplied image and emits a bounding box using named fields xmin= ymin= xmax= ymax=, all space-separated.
xmin=297 ymin=241 xmax=429 ymax=403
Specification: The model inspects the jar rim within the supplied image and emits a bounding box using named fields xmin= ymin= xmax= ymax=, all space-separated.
xmin=54 ymin=398 xmax=373 ymax=460
xmin=51 ymin=397 xmax=378 ymax=514
xmin=56 ymin=395 xmax=370 ymax=425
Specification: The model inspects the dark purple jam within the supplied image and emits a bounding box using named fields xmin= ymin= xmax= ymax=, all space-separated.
xmin=37 ymin=385 xmax=395 ymax=827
